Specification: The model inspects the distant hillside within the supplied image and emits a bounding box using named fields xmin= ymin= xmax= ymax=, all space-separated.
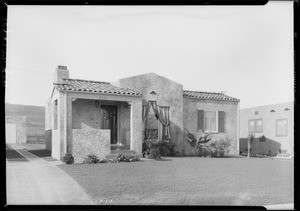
xmin=5 ymin=103 xmax=45 ymax=135
xmin=5 ymin=103 xmax=45 ymax=117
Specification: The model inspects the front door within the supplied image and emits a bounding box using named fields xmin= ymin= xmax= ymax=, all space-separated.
xmin=101 ymin=105 xmax=118 ymax=144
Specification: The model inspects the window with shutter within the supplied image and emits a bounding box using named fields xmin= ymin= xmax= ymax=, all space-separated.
xmin=205 ymin=111 xmax=217 ymax=132
xmin=218 ymin=111 xmax=225 ymax=132
xmin=198 ymin=110 xmax=204 ymax=132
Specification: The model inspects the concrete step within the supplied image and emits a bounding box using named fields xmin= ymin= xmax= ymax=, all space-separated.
xmin=110 ymin=145 xmax=130 ymax=150
xmin=111 ymin=150 xmax=136 ymax=154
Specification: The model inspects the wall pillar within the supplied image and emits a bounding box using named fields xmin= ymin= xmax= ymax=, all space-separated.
xmin=58 ymin=92 xmax=67 ymax=158
xmin=237 ymin=101 xmax=240 ymax=154
xmin=130 ymin=100 xmax=143 ymax=154
xmin=67 ymin=97 xmax=74 ymax=154
xmin=64 ymin=92 xmax=67 ymax=154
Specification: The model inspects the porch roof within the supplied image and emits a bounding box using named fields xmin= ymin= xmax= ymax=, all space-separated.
xmin=183 ymin=90 xmax=239 ymax=102
xmin=54 ymin=78 xmax=142 ymax=96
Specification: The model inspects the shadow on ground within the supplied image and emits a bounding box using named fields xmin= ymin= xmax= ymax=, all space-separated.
xmin=27 ymin=149 xmax=51 ymax=157
xmin=27 ymin=149 xmax=57 ymax=161
xmin=6 ymin=147 xmax=28 ymax=162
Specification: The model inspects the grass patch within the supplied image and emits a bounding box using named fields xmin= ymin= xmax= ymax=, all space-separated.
xmin=59 ymin=157 xmax=293 ymax=206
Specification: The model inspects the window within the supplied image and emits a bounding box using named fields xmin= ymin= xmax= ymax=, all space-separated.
xmin=205 ymin=111 xmax=217 ymax=132
xmin=276 ymin=119 xmax=287 ymax=137
xmin=198 ymin=110 xmax=225 ymax=133
xmin=256 ymin=119 xmax=263 ymax=132
xmin=249 ymin=119 xmax=263 ymax=133
xmin=249 ymin=120 xmax=255 ymax=132
xmin=255 ymin=111 xmax=259 ymax=115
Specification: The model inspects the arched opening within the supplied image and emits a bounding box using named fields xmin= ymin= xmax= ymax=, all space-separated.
xmin=142 ymin=101 xmax=170 ymax=141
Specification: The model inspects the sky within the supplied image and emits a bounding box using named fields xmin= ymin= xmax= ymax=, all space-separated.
xmin=5 ymin=2 xmax=294 ymax=109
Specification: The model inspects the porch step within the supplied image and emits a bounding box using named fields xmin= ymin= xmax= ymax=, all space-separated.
xmin=110 ymin=145 xmax=130 ymax=150
xmin=111 ymin=150 xmax=136 ymax=154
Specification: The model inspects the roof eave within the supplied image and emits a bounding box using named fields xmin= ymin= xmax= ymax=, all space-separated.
xmin=183 ymin=95 xmax=240 ymax=102
xmin=56 ymin=89 xmax=143 ymax=98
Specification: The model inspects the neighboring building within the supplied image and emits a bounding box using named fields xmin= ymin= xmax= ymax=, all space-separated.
xmin=239 ymin=102 xmax=294 ymax=156
xmin=5 ymin=103 xmax=45 ymax=144
xmin=46 ymin=65 xmax=240 ymax=162
xmin=5 ymin=115 xmax=26 ymax=144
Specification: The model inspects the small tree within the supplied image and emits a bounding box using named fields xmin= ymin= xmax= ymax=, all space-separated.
xmin=247 ymin=132 xmax=255 ymax=158
xmin=209 ymin=138 xmax=231 ymax=157
xmin=185 ymin=128 xmax=212 ymax=156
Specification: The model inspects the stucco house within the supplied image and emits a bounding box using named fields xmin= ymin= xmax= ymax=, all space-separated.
xmin=45 ymin=65 xmax=240 ymax=162
xmin=239 ymin=102 xmax=294 ymax=156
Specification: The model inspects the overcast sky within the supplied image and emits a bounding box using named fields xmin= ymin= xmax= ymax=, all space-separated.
xmin=5 ymin=2 xmax=294 ymax=108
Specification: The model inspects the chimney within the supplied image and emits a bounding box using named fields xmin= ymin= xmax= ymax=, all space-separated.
xmin=54 ymin=65 xmax=69 ymax=84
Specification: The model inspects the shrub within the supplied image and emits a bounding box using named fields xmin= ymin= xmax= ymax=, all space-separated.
xmin=184 ymin=128 xmax=212 ymax=157
xmin=196 ymin=147 xmax=212 ymax=157
xmin=209 ymin=138 xmax=231 ymax=157
xmin=266 ymin=150 xmax=277 ymax=157
xmin=99 ymin=158 xmax=108 ymax=163
xmin=142 ymin=140 xmax=150 ymax=158
xmin=111 ymin=154 xmax=140 ymax=163
xmin=83 ymin=154 xmax=100 ymax=164
xmin=240 ymin=151 xmax=248 ymax=156
xmin=142 ymin=139 xmax=176 ymax=158
xmin=158 ymin=141 xmax=169 ymax=156
xmin=180 ymin=149 xmax=185 ymax=157
xmin=148 ymin=148 xmax=161 ymax=160
xmin=259 ymin=135 xmax=266 ymax=142
xmin=158 ymin=139 xmax=176 ymax=157
xmin=142 ymin=139 xmax=160 ymax=158
xmin=62 ymin=153 xmax=74 ymax=164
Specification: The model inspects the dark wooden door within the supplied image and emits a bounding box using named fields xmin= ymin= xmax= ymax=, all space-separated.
xmin=101 ymin=105 xmax=118 ymax=144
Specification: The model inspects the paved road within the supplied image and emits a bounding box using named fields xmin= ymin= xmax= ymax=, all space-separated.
xmin=6 ymin=145 xmax=94 ymax=205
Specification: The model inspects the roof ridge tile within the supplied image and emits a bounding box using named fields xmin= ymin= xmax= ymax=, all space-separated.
xmin=62 ymin=78 xmax=110 ymax=84
xmin=183 ymin=89 xmax=239 ymax=102
xmin=54 ymin=79 xmax=142 ymax=96
xmin=183 ymin=90 xmax=223 ymax=95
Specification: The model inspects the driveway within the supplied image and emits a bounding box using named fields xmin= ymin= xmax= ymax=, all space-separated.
xmin=6 ymin=144 xmax=94 ymax=205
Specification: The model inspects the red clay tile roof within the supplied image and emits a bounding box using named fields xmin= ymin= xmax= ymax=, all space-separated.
xmin=54 ymin=78 xmax=142 ymax=96
xmin=183 ymin=90 xmax=239 ymax=102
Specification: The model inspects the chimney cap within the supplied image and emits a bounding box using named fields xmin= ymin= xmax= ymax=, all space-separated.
xmin=57 ymin=65 xmax=67 ymax=70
